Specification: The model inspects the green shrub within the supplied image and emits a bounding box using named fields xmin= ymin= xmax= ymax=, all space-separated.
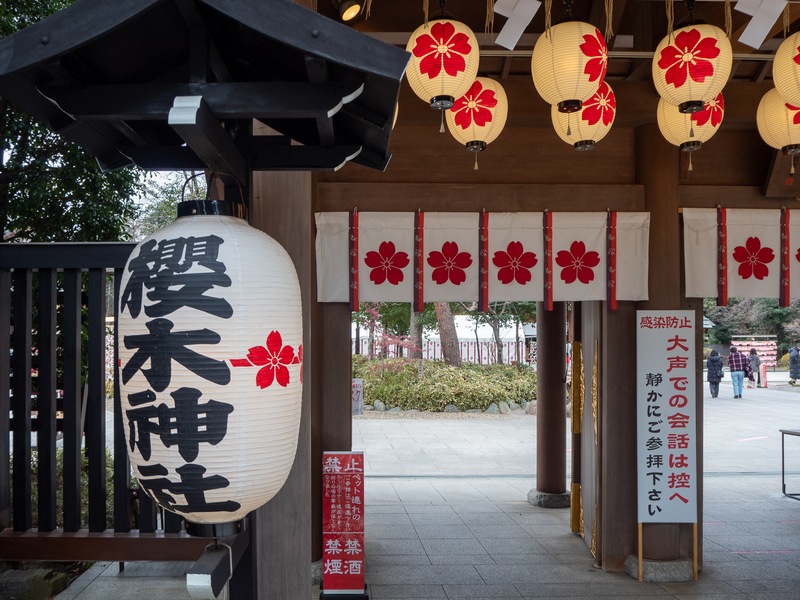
xmin=11 ymin=447 xmax=126 ymax=530
xmin=780 ymin=353 xmax=790 ymax=369
xmin=353 ymin=357 xmax=537 ymax=412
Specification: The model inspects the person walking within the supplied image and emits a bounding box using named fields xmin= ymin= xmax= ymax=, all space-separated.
xmin=790 ymin=343 xmax=800 ymax=386
xmin=748 ymin=348 xmax=762 ymax=387
xmin=727 ymin=346 xmax=752 ymax=399
xmin=707 ymin=349 xmax=724 ymax=398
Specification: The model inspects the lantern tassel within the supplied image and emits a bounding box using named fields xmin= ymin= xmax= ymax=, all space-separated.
xmin=792 ymin=157 xmax=796 ymax=176
xmin=690 ymin=120 xmax=695 ymax=138
xmin=440 ymin=111 xmax=445 ymax=133
xmin=688 ymin=153 xmax=693 ymax=172
xmin=725 ymin=0 xmax=732 ymax=39
xmin=604 ymin=0 xmax=614 ymax=42
xmin=567 ymin=113 xmax=572 ymax=137
xmin=474 ymin=153 xmax=479 ymax=170
xmin=666 ymin=0 xmax=674 ymax=43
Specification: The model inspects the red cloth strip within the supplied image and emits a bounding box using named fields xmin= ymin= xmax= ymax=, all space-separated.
xmin=544 ymin=211 xmax=553 ymax=311
xmin=781 ymin=208 xmax=790 ymax=307
xmin=479 ymin=212 xmax=489 ymax=312
xmin=607 ymin=211 xmax=617 ymax=310
xmin=349 ymin=210 xmax=359 ymax=312
xmin=717 ymin=207 xmax=727 ymax=307
xmin=414 ymin=211 xmax=424 ymax=312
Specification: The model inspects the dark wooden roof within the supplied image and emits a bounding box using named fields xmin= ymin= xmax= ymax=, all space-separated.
xmin=0 ymin=0 xmax=409 ymax=176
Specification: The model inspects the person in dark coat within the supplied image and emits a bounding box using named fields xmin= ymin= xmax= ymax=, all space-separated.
xmin=748 ymin=348 xmax=761 ymax=387
xmin=790 ymin=343 xmax=800 ymax=385
xmin=707 ymin=349 xmax=724 ymax=398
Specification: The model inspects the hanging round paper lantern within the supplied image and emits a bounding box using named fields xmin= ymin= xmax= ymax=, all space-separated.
xmin=445 ymin=77 xmax=508 ymax=151
xmin=657 ymin=93 xmax=724 ymax=151
xmin=531 ymin=21 xmax=608 ymax=113
xmin=405 ymin=19 xmax=480 ymax=110
xmin=551 ymin=80 xmax=616 ymax=150
xmin=118 ymin=200 xmax=302 ymax=529
xmin=757 ymin=87 xmax=800 ymax=155
xmin=652 ymin=24 xmax=732 ymax=114
xmin=773 ymin=32 xmax=800 ymax=107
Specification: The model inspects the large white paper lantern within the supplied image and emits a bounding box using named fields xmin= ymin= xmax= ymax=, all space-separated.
xmin=406 ymin=19 xmax=480 ymax=110
xmin=657 ymin=93 xmax=724 ymax=151
xmin=551 ymin=80 xmax=616 ymax=150
xmin=773 ymin=32 xmax=800 ymax=107
xmin=118 ymin=200 xmax=303 ymax=527
xmin=652 ymin=24 xmax=732 ymax=113
xmin=531 ymin=21 xmax=608 ymax=113
xmin=757 ymin=88 xmax=800 ymax=155
xmin=446 ymin=77 xmax=508 ymax=151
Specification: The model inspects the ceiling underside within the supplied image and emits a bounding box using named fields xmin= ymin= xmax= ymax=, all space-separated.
xmin=318 ymin=0 xmax=794 ymax=83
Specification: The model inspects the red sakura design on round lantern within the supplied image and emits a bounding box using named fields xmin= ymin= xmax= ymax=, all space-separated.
xmin=757 ymin=89 xmax=800 ymax=155
xmin=579 ymin=30 xmax=608 ymax=84
xmin=551 ymin=81 xmax=616 ymax=151
xmin=427 ymin=241 xmax=473 ymax=285
xmin=493 ymin=241 xmax=537 ymax=285
xmin=231 ymin=331 xmax=296 ymax=389
xmin=691 ymin=93 xmax=724 ymax=127
xmin=452 ymin=79 xmax=498 ymax=129
xmin=652 ymin=24 xmax=731 ymax=114
xmin=732 ymin=237 xmax=774 ymax=281
xmin=406 ymin=19 xmax=480 ymax=110
xmin=555 ymin=241 xmax=601 ymax=284
xmin=363 ymin=241 xmax=410 ymax=285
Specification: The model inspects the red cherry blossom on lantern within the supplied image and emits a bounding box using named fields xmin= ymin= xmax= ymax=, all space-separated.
xmin=691 ymin=93 xmax=724 ymax=127
xmin=452 ymin=80 xmax=498 ymax=130
xmin=427 ymin=241 xmax=473 ymax=285
xmin=555 ymin=241 xmax=601 ymax=285
xmin=230 ymin=331 xmax=296 ymax=389
xmin=292 ymin=345 xmax=303 ymax=384
xmin=493 ymin=241 xmax=537 ymax=285
xmin=364 ymin=241 xmax=409 ymax=285
xmin=786 ymin=103 xmax=800 ymax=126
xmin=794 ymin=45 xmax=800 ymax=67
xmin=657 ymin=28 xmax=720 ymax=89
xmin=579 ymin=30 xmax=608 ymax=83
xmin=732 ymin=237 xmax=774 ymax=281
xmin=581 ymin=81 xmax=615 ymax=127
xmin=412 ymin=21 xmax=472 ymax=80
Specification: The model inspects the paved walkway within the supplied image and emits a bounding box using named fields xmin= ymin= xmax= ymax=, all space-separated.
xmin=59 ymin=383 xmax=800 ymax=599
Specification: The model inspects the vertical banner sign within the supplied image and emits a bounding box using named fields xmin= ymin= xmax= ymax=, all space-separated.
xmin=352 ymin=379 xmax=364 ymax=416
xmin=636 ymin=311 xmax=697 ymax=524
xmin=323 ymin=452 xmax=365 ymax=595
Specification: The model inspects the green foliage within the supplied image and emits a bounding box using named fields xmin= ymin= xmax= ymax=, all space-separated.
xmin=704 ymin=297 xmax=800 ymax=357
xmin=11 ymin=447 xmax=131 ymax=530
xmin=132 ymin=172 xmax=206 ymax=241
xmin=1 ymin=0 xmax=143 ymax=243
xmin=707 ymin=323 xmax=732 ymax=346
xmin=353 ymin=356 xmax=536 ymax=412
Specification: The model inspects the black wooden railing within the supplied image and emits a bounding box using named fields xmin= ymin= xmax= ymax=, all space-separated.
xmin=0 ymin=243 xmax=208 ymax=561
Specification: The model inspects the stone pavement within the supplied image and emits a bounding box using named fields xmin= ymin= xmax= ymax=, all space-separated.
xmin=58 ymin=385 xmax=800 ymax=599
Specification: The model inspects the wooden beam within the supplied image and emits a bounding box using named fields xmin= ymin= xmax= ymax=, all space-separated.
xmin=187 ymin=530 xmax=250 ymax=599
xmin=40 ymin=82 xmax=364 ymax=121
xmin=763 ymin=151 xmax=800 ymax=197
xmin=316 ymin=183 xmax=645 ymax=212
xmin=680 ymin=185 xmax=797 ymax=206
xmin=306 ymin=55 xmax=335 ymax=148
xmin=0 ymin=530 xmax=209 ymax=562
xmin=169 ymin=96 xmax=247 ymax=184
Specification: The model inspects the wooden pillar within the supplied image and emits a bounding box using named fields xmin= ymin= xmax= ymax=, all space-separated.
xmin=536 ymin=302 xmax=567 ymax=495
xmin=249 ymin=169 xmax=313 ymax=599
xmin=570 ymin=303 xmax=582 ymax=496
xmin=634 ymin=123 xmax=682 ymax=561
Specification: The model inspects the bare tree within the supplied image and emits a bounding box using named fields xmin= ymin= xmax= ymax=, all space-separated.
xmin=435 ymin=302 xmax=462 ymax=367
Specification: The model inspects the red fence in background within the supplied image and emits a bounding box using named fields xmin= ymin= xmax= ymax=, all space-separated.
xmin=352 ymin=339 xmax=528 ymax=365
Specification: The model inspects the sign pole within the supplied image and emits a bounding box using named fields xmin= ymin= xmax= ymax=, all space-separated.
xmin=638 ymin=523 xmax=643 ymax=582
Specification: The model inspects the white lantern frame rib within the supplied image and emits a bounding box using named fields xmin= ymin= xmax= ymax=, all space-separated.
xmin=405 ymin=19 xmax=480 ymax=110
